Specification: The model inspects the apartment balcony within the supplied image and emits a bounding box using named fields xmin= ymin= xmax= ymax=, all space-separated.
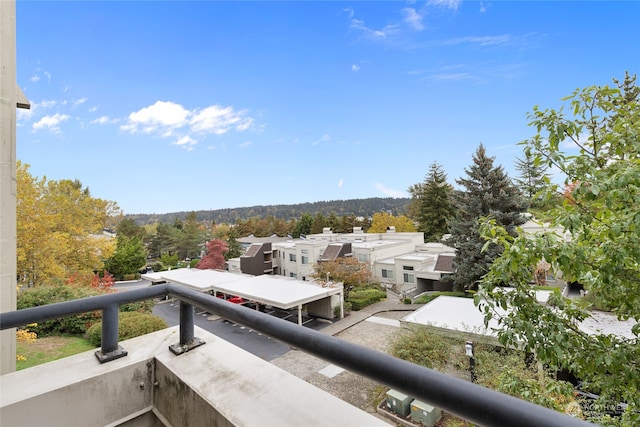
xmin=0 ymin=284 xmax=592 ymax=427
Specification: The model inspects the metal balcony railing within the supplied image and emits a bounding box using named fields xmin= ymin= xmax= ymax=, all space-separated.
xmin=0 ymin=283 xmax=592 ymax=427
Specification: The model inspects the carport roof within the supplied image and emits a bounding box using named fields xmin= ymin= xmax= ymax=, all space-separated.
xmin=142 ymin=268 xmax=343 ymax=310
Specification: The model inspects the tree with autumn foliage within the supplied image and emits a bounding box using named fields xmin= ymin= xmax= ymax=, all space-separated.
xmin=367 ymin=212 xmax=416 ymax=233
xmin=311 ymin=257 xmax=373 ymax=300
xmin=196 ymin=239 xmax=229 ymax=270
xmin=16 ymin=162 xmax=117 ymax=285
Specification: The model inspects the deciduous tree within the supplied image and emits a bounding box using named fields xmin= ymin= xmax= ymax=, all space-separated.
xmin=16 ymin=163 xmax=115 ymax=285
xmin=196 ymin=239 xmax=229 ymax=270
xmin=311 ymin=257 xmax=373 ymax=299
xmin=478 ymin=74 xmax=640 ymax=424
xmin=367 ymin=212 xmax=416 ymax=233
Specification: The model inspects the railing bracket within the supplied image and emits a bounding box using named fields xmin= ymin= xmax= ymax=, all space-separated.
xmin=169 ymin=337 xmax=205 ymax=355
xmin=95 ymin=345 xmax=128 ymax=364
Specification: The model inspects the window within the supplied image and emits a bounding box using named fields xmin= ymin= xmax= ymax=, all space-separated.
xmin=289 ymin=254 xmax=297 ymax=262
xmin=403 ymin=273 xmax=415 ymax=284
xmin=301 ymin=249 xmax=309 ymax=255
xmin=382 ymin=269 xmax=394 ymax=279
xmin=357 ymin=253 xmax=368 ymax=262
xmin=403 ymin=265 xmax=414 ymax=271
xmin=301 ymin=256 xmax=309 ymax=265
xmin=289 ymin=272 xmax=297 ymax=279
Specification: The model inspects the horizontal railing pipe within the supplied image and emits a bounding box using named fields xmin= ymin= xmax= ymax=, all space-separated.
xmin=0 ymin=284 xmax=168 ymax=329
xmin=1 ymin=283 xmax=594 ymax=427
xmin=167 ymin=284 xmax=593 ymax=427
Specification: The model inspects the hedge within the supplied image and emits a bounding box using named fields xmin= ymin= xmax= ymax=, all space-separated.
xmin=349 ymin=288 xmax=386 ymax=310
xmin=86 ymin=311 xmax=168 ymax=347
xmin=414 ymin=291 xmax=468 ymax=305
xmin=17 ymin=285 xmax=105 ymax=336
xmin=17 ymin=284 xmax=156 ymax=336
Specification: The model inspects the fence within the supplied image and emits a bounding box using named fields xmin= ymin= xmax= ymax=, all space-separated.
xmin=0 ymin=283 xmax=593 ymax=427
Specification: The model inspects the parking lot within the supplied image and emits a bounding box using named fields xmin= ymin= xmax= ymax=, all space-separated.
xmin=152 ymin=297 xmax=329 ymax=361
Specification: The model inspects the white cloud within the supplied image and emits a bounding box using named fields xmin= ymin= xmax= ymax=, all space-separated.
xmin=90 ymin=115 xmax=111 ymax=125
xmin=338 ymin=179 xmax=344 ymax=188
xmin=44 ymin=71 xmax=52 ymax=83
xmin=73 ymin=98 xmax=88 ymax=107
xmin=351 ymin=64 xmax=360 ymax=72
xmin=39 ymin=100 xmax=57 ymax=108
xmin=479 ymin=2 xmax=488 ymax=13
xmin=121 ymin=101 xmax=190 ymax=133
xmin=238 ymin=141 xmax=252 ymax=149
xmin=442 ymin=35 xmax=513 ymax=47
xmin=431 ymin=72 xmax=473 ymax=81
xmin=89 ymin=106 xmax=98 ymax=112
xmin=402 ymin=7 xmax=424 ymax=31
xmin=120 ymin=100 xmax=254 ymax=148
xmin=32 ymin=113 xmax=70 ymax=133
xmin=343 ymin=7 xmax=354 ymax=19
xmin=30 ymin=75 xmax=40 ymax=83
xmin=428 ymin=0 xmax=461 ymax=10
xmin=174 ymin=135 xmax=197 ymax=148
xmin=374 ymin=183 xmax=407 ymax=198
xmin=17 ymin=108 xmax=34 ymax=121
xmin=312 ymin=134 xmax=331 ymax=146
xmin=350 ymin=19 xmax=399 ymax=40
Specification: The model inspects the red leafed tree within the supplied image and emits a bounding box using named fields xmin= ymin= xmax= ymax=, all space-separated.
xmin=197 ymin=239 xmax=229 ymax=270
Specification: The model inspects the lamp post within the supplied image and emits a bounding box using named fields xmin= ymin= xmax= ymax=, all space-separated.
xmin=465 ymin=341 xmax=476 ymax=383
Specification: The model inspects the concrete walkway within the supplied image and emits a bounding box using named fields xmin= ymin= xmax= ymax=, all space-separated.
xmin=320 ymin=298 xmax=420 ymax=336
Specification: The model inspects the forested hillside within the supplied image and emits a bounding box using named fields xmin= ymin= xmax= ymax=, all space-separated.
xmin=127 ymin=198 xmax=410 ymax=226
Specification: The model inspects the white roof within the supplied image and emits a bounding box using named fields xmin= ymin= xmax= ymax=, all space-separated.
xmin=142 ymin=268 xmax=343 ymax=309
xmin=402 ymin=296 xmax=502 ymax=338
xmin=142 ymin=268 xmax=248 ymax=291
xmin=402 ymin=294 xmax=636 ymax=341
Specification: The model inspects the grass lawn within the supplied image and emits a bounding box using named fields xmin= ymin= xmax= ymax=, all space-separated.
xmin=16 ymin=336 xmax=95 ymax=370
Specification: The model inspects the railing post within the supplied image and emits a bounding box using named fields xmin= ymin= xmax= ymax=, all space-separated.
xmin=169 ymin=300 xmax=205 ymax=355
xmin=95 ymin=303 xmax=127 ymax=363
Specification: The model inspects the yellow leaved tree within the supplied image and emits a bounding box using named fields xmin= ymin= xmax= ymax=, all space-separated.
xmin=17 ymin=162 xmax=116 ymax=286
xmin=367 ymin=212 xmax=417 ymax=233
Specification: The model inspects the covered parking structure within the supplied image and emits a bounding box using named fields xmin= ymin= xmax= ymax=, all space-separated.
xmin=142 ymin=269 xmax=344 ymax=325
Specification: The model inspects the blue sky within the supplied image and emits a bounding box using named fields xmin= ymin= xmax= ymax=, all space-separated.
xmin=16 ymin=1 xmax=640 ymax=215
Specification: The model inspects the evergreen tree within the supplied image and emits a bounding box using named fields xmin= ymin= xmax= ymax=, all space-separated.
xmin=448 ymin=144 xmax=526 ymax=291
xmin=416 ymin=162 xmax=455 ymax=242
xmin=310 ymin=213 xmax=327 ymax=234
xmin=292 ymin=213 xmax=313 ymax=237
xmin=513 ymin=151 xmax=549 ymax=209
xmin=105 ymin=237 xmax=147 ymax=279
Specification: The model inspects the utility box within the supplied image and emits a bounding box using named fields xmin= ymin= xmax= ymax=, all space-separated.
xmin=410 ymin=399 xmax=441 ymax=427
xmin=386 ymin=389 xmax=413 ymax=417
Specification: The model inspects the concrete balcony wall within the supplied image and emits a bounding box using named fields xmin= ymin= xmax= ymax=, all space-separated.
xmin=1 ymin=326 xmax=389 ymax=427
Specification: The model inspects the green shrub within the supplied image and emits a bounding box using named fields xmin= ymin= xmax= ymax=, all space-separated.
xmin=414 ymin=291 xmax=468 ymax=305
xmin=17 ymin=285 xmax=105 ymax=336
xmin=122 ymin=273 xmax=137 ymax=281
xmin=120 ymin=299 xmax=155 ymax=313
xmin=189 ymin=258 xmax=200 ymax=268
xmin=86 ymin=312 xmax=168 ymax=347
xmin=349 ymin=288 xmax=386 ymax=310
xmin=344 ymin=301 xmax=352 ymax=314
xmin=403 ymin=297 xmax=412 ymax=304
xmin=391 ymin=328 xmax=454 ymax=370
xmin=148 ymin=262 xmax=165 ymax=272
